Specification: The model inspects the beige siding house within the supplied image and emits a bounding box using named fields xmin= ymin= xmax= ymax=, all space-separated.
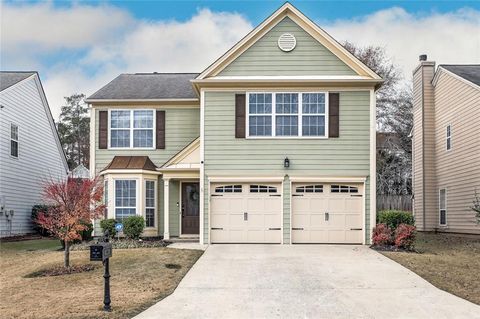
xmin=86 ymin=3 xmax=382 ymax=244
xmin=413 ymin=58 xmax=480 ymax=234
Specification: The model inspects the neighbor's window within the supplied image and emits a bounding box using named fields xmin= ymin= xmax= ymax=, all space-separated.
xmin=145 ymin=180 xmax=156 ymax=227
xmin=115 ymin=180 xmax=136 ymax=221
xmin=439 ymin=189 xmax=447 ymax=225
xmin=10 ymin=123 xmax=18 ymax=158
xmin=247 ymin=92 xmax=327 ymax=137
xmin=110 ymin=110 xmax=154 ymax=148
xmin=446 ymin=125 xmax=451 ymax=151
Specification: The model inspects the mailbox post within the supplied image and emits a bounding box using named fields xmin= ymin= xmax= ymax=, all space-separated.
xmin=90 ymin=230 xmax=113 ymax=311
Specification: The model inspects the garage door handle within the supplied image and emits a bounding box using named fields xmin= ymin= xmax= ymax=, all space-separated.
xmin=292 ymin=227 xmax=304 ymax=230
xmin=211 ymin=194 xmax=223 ymax=197
xmin=268 ymin=227 xmax=281 ymax=230
xmin=292 ymin=194 xmax=303 ymax=197
xmin=351 ymin=195 xmax=363 ymax=197
xmin=350 ymin=228 xmax=362 ymax=230
xmin=211 ymin=227 xmax=223 ymax=230
xmin=269 ymin=194 xmax=281 ymax=197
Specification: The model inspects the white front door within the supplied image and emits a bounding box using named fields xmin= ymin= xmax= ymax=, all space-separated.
xmin=292 ymin=183 xmax=363 ymax=244
xmin=210 ymin=183 xmax=282 ymax=243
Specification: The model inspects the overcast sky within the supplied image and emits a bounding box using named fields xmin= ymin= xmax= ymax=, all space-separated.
xmin=2 ymin=0 xmax=479 ymax=119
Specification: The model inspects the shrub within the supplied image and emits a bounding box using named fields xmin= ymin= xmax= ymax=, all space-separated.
xmin=31 ymin=205 xmax=51 ymax=236
xmin=394 ymin=224 xmax=416 ymax=250
xmin=100 ymin=219 xmax=117 ymax=238
xmin=378 ymin=210 xmax=415 ymax=231
xmin=123 ymin=216 xmax=145 ymax=239
xmin=80 ymin=222 xmax=93 ymax=241
xmin=372 ymin=223 xmax=393 ymax=246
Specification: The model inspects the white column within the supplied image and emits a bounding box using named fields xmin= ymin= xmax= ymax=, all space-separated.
xmin=163 ymin=178 xmax=170 ymax=240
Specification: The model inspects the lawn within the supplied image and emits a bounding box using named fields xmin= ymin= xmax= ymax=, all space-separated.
xmin=0 ymin=240 xmax=203 ymax=319
xmin=381 ymin=232 xmax=480 ymax=305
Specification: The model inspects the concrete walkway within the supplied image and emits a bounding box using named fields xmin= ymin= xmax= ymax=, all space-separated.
xmin=135 ymin=245 xmax=480 ymax=319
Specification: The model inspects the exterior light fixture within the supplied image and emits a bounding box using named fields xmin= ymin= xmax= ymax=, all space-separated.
xmin=284 ymin=157 xmax=290 ymax=168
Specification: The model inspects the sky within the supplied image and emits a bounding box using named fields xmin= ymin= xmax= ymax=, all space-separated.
xmin=1 ymin=0 xmax=479 ymax=119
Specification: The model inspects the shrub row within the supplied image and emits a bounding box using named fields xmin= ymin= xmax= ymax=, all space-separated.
xmin=377 ymin=210 xmax=415 ymax=230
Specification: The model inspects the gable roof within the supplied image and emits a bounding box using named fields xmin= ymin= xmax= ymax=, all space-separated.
xmin=102 ymin=156 xmax=158 ymax=171
xmin=195 ymin=2 xmax=382 ymax=81
xmin=0 ymin=72 xmax=36 ymax=92
xmin=161 ymin=137 xmax=200 ymax=169
xmin=85 ymin=73 xmax=199 ymax=102
xmin=439 ymin=65 xmax=480 ymax=87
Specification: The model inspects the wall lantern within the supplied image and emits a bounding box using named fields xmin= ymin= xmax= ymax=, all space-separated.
xmin=284 ymin=157 xmax=290 ymax=168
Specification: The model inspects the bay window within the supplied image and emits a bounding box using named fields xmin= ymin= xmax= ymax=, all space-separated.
xmin=247 ymin=92 xmax=327 ymax=138
xmin=110 ymin=110 xmax=154 ymax=148
xmin=115 ymin=180 xmax=137 ymax=221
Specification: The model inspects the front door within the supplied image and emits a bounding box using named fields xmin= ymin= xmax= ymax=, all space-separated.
xmin=181 ymin=182 xmax=200 ymax=234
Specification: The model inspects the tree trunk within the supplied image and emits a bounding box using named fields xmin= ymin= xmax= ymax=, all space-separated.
xmin=64 ymin=240 xmax=70 ymax=268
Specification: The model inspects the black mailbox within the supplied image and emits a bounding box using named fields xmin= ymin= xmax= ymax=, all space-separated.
xmin=90 ymin=242 xmax=112 ymax=261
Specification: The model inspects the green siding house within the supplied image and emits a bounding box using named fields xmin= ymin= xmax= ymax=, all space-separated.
xmin=86 ymin=3 xmax=382 ymax=245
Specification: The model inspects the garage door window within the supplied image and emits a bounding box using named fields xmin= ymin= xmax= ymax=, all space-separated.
xmin=250 ymin=185 xmax=277 ymax=193
xmin=295 ymin=185 xmax=323 ymax=193
xmin=331 ymin=185 xmax=358 ymax=193
xmin=214 ymin=185 xmax=242 ymax=193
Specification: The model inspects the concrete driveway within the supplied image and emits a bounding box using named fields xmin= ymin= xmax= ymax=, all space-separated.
xmin=135 ymin=245 xmax=480 ymax=319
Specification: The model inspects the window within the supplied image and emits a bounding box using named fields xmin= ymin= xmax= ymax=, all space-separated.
xmin=446 ymin=125 xmax=451 ymax=151
xmin=331 ymin=185 xmax=359 ymax=193
xmin=247 ymin=92 xmax=327 ymax=138
xmin=115 ymin=180 xmax=136 ymax=221
xmin=439 ymin=189 xmax=447 ymax=226
xmin=110 ymin=110 xmax=154 ymax=148
xmin=145 ymin=180 xmax=155 ymax=227
xmin=295 ymin=185 xmax=323 ymax=193
xmin=250 ymin=185 xmax=277 ymax=193
xmin=10 ymin=124 xmax=18 ymax=157
xmin=214 ymin=185 xmax=242 ymax=193
xmin=104 ymin=179 xmax=108 ymax=217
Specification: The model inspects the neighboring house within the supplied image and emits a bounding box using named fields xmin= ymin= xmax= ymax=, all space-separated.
xmin=86 ymin=3 xmax=382 ymax=245
xmin=412 ymin=57 xmax=480 ymax=234
xmin=0 ymin=72 xmax=68 ymax=237
xmin=69 ymin=164 xmax=90 ymax=179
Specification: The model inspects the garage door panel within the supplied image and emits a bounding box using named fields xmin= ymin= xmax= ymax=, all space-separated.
xmin=292 ymin=183 xmax=363 ymax=244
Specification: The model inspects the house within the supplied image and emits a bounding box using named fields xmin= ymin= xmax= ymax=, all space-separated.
xmin=0 ymin=72 xmax=68 ymax=237
xmin=69 ymin=164 xmax=90 ymax=180
xmin=412 ymin=56 xmax=480 ymax=234
xmin=86 ymin=3 xmax=382 ymax=245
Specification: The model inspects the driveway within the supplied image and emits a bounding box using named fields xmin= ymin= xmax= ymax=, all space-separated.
xmin=135 ymin=245 xmax=480 ymax=319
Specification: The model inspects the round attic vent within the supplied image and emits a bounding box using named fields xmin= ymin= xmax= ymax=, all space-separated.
xmin=278 ymin=33 xmax=296 ymax=52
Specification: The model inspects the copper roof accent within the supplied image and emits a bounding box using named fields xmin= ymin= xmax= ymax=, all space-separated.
xmin=103 ymin=156 xmax=158 ymax=171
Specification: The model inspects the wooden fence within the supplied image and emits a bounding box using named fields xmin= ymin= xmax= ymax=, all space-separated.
xmin=377 ymin=195 xmax=412 ymax=212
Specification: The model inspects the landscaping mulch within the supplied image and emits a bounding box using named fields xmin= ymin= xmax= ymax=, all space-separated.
xmin=70 ymin=238 xmax=170 ymax=251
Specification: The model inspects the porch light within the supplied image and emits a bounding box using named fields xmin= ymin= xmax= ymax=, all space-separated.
xmin=284 ymin=157 xmax=290 ymax=168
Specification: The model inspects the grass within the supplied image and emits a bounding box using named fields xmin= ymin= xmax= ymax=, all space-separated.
xmin=0 ymin=240 xmax=203 ymax=319
xmin=381 ymin=232 xmax=480 ymax=305
xmin=0 ymin=238 xmax=62 ymax=251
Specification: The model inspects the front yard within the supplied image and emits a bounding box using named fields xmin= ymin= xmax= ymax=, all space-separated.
xmin=0 ymin=239 xmax=203 ymax=319
xmin=381 ymin=232 xmax=480 ymax=305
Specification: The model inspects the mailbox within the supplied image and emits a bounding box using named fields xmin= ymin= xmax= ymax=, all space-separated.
xmin=90 ymin=242 xmax=112 ymax=261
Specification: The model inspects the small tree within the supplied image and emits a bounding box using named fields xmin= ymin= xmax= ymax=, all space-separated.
xmin=472 ymin=189 xmax=480 ymax=224
xmin=36 ymin=178 xmax=105 ymax=267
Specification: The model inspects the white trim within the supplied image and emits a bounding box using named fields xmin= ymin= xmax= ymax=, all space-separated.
xmin=432 ymin=67 xmax=480 ymax=91
xmin=246 ymin=91 xmax=329 ymax=139
xmin=208 ymin=176 xmax=285 ymax=183
xmin=289 ymin=176 xmax=367 ymax=183
xmin=194 ymin=75 xmax=376 ymax=81
xmin=439 ymin=188 xmax=448 ymax=226
xmin=195 ymin=3 xmax=381 ymax=80
xmin=179 ymin=181 xmax=183 ymax=236
xmin=369 ymin=89 xmax=376 ymax=244
xmin=85 ymin=98 xmax=199 ymax=103
xmin=199 ymin=90 xmax=205 ymax=245
xmin=280 ymin=179 xmax=284 ymax=244
xmin=201 ymin=87 xmax=374 ymax=92
xmin=362 ymin=180 xmax=366 ymax=245
xmin=107 ymin=109 xmax=156 ymax=150
xmin=89 ymin=107 xmax=96 ymax=177
xmin=164 ymin=178 xmax=170 ymax=239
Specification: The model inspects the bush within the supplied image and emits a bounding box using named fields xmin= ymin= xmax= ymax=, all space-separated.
xmin=100 ymin=219 xmax=117 ymax=238
xmin=372 ymin=223 xmax=393 ymax=246
xmin=378 ymin=210 xmax=414 ymax=231
xmin=31 ymin=205 xmax=51 ymax=236
xmin=123 ymin=216 xmax=145 ymax=239
xmin=80 ymin=222 xmax=93 ymax=241
xmin=394 ymin=224 xmax=416 ymax=250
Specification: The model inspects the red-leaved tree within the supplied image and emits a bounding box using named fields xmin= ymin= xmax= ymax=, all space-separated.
xmin=36 ymin=177 xmax=105 ymax=267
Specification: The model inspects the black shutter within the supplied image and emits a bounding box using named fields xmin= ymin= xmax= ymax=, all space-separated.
xmin=99 ymin=111 xmax=108 ymax=149
xmin=329 ymin=93 xmax=340 ymax=138
xmin=235 ymin=94 xmax=246 ymax=138
xmin=156 ymin=110 xmax=166 ymax=149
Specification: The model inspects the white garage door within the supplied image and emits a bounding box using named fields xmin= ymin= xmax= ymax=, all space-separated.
xmin=292 ymin=183 xmax=364 ymax=244
xmin=210 ymin=183 xmax=282 ymax=243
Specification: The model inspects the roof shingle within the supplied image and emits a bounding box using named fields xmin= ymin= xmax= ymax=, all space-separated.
xmin=440 ymin=65 xmax=480 ymax=86
xmin=0 ymin=72 xmax=36 ymax=92
xmin=86 ymin=73 xmax=199 ymax=101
